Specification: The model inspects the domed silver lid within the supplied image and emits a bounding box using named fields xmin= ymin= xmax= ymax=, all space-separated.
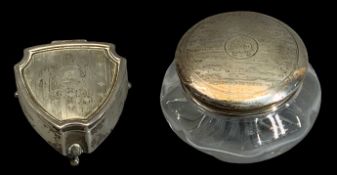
xmin=175 ymin=11 xmax=308 ymax=115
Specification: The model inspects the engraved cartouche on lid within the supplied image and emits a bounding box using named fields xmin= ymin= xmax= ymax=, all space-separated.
xmin=175 ymin=11 xmax=308 ymax=115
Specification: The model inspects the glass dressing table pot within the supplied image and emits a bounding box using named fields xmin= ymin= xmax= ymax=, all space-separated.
xmin=160 ymin=11 xmax=321 ymax=163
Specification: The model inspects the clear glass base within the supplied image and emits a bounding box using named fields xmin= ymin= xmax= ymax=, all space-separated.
xmin=160 ymin=63 xmax=321 ymax=163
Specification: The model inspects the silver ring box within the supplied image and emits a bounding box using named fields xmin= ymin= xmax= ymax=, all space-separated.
xmin=14 ymin=40 xmax=128 ymax=166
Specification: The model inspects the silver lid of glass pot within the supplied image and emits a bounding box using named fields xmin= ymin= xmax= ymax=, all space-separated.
xmin=175 ymin=11 xmax=308 ymax=115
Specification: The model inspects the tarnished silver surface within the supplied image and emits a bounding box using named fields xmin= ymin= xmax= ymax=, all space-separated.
xmin=175 ymin=12 xmax=308 ymax=115
xmin=14 ymin=40 xmax=128 ymax=165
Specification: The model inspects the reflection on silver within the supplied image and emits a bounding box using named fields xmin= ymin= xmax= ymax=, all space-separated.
xmin=14 ymin=40 xmax=129 ymax=166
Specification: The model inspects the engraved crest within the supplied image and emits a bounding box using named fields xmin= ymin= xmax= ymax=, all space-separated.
xmin=17 ymin=42 xmax=119 ymax=121
xmin=225 ymin=35 xmax=258 ymax=59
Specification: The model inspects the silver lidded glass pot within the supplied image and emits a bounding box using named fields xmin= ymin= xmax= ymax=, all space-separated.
xmin=160 ymin=11 xmax=321 ymax=163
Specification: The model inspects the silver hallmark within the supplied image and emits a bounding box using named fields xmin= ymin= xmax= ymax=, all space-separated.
xmin=14 ymin=40 xmax=129 ymax=166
